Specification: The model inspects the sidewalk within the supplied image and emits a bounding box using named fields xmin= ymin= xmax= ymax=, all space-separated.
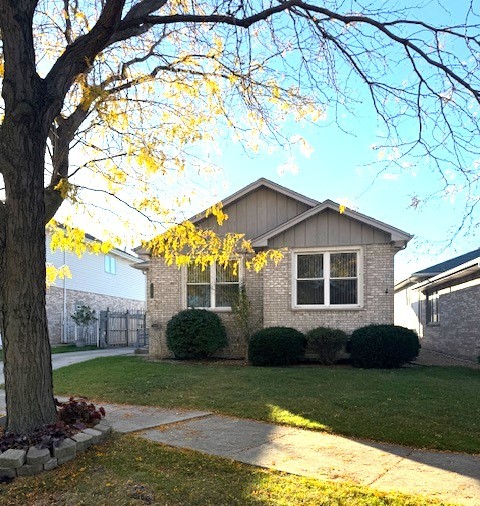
xmin=100 ymin=402 xmax=480 ymax=506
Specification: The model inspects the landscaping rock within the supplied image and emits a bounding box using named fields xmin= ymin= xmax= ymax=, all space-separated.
xmin=43 ymin=458 xmax=58 ymax=471
xmin=0 ymin=467 xmax=16 ymax=479
xmin=17 ymin=463 xmax=43 ymax=476
xmin=0 ymin=449 xmax=26 ymax=468
xmin=95 ymin=422 xmax=112 ymax=437
xmin=82 ymin=428 xmax=102 ymax=444
xmin=72 ymin=432 xmax=93 ymax=452
xmin=53 ymin=438 xmax=76 ymax=460
xmin=26 ymin=447 xmax=51 ymax=465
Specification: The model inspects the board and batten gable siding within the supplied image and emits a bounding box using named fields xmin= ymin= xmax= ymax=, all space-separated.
xmin=197 ymin=186 xmax=312 ymax=238
xmin=267 ymin=209 xmax=391 ymax=248
xmin=46 ymin=235 xmax=145 ymax=301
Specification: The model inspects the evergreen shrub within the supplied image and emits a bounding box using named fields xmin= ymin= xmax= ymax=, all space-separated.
xmin=166 ymin=309 xmax=227 ymax=359
xmin=349 ymin=324 xmax=420 ymax=368
xmin=248 ymin=326 xmax=306 ymax=366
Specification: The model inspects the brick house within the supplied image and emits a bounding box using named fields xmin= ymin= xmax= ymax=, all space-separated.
xmin=139 ymin=178 xmax=411 ymax=359
xmin=394 ymin=249 xmax=480 ymax=361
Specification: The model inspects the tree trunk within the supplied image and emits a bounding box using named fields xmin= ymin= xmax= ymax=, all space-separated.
xmin=0 ymin=128 xmax=57 ymax=434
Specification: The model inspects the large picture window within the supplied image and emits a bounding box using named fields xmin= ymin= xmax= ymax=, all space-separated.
xmin=294 ymin=250 xmax=360 ymax=307
xmin=186 ymin=261 xmax=240 ymax=309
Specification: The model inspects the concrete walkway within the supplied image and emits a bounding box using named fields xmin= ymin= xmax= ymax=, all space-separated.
xmin=98 ymin=402 xmax=480 ymax=506
xmin=0 ymin=347 xmax=134 ymax=384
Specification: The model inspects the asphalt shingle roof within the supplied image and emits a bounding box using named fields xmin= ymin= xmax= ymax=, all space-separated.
xmin=413 ymin=248 xmax=480 ymax=276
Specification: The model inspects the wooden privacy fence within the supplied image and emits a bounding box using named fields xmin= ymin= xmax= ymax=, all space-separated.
xmin=99 ymin=309 xmax=146 ymax=347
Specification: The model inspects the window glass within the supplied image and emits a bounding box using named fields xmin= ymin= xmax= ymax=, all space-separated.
xmin=215 ymin=261 xmax=239 ymax=307
xmin=297 ymin=280 xmax=325 ymax=305
xmin=295 ymin=251 xmax=358 ymax=306
xmin=104 ymin=255 xmax=116 ymax=274
xmin=216 ymin=262 xmax=238 ymax=282
xmin=330 ymin=253 xmax=357 ymax=277
xmin=330 ymin=279 xmax=357 ymax=305
xmin=216 ymin=284 xmax=239 ymax=307
xmin=187 ymin=284 xmax=211 ymax=308
xmin=187 ymin=264 xmax=210 ymax=283
xmin=297 ymin=254 xmax=323 ymax=278
xmin=426 ymin=291 xmax=439 ymax=323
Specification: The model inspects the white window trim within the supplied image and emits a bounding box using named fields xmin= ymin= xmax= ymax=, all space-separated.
xmin=183 ymin=260 xmax=244 ymax=311
xmin=291 ymin=247 xmax=364 ymax=309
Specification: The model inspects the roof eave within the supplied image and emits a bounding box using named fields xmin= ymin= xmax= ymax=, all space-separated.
xmin=412 ymin=259 xmax=480 ymax=290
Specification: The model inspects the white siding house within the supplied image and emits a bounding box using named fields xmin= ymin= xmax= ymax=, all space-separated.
xmin=46 ymin=232 xmax=146 ymax=343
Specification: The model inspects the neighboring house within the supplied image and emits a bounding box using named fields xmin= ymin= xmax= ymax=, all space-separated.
xmin=46 ymin=230 xmax=146 ymax=344
xmin=138 ymin=178 xmax=412 ymax=359
xmin=395 ymin=249 xmax=480 ymax=361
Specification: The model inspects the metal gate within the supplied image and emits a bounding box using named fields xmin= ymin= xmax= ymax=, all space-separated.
xmin=99 ymin=309 xmax=146 ymax=347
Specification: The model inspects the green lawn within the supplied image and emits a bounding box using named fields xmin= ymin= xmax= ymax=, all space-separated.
xmin=54 ymin=356 xmax=480 ymax=454
xmin=0 ymin=434 xmax=447 ymax=506
xmin=50 ymin=344 xmax=98 ymax=354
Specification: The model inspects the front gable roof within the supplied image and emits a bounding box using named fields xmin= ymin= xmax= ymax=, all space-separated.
xmin=191 ymin=177 xmax=318 ymax=224
xmin=251 ymin=199 xmax=412 ymax=247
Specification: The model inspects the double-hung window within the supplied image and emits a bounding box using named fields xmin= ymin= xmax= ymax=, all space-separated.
xmin=186 ymin=261 xmax=240 ymax=309
xmin=294 ymin=250 xmax=360 ymax=307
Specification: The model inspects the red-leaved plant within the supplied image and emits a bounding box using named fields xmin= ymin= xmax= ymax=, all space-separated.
xmin=56 ymin=397 xmax=106 ymax=430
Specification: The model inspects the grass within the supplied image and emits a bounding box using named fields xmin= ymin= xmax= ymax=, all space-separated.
xmin=0 ymin=344 xmax=98 ymax=361
xmin=0 ymin=434 xmax=448 ymax=506
xmin=50 ymin=344 xmax=98 ymax=354
xmin=54 ymin=356 xmax=480 ymax=454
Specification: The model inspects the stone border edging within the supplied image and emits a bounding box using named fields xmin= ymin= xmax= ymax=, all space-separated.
xmin=0 ymin=420 xmax=112 ymax=478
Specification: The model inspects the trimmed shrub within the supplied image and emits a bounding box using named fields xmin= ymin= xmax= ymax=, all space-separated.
xmin=248 ymin=326 xmax=306 ymax=366
xmin=349 ymin=324 xmax=420 ymax=368
xmin=306 ymin=327 xmax=348 ymax=365
xmin=166 ymin=309 xmax=227 ymax=359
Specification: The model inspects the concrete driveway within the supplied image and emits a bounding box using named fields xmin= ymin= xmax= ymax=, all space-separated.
xmin=0 ymin=347 xmax=134 ymax=386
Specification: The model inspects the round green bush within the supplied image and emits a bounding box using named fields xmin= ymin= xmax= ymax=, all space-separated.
xmin=166 ymin=309 xmax=227 ymax=359
xmin=306 ymin=327 xmax=348 ymax=365
xmin=349 ymin=324 xmax=420 ymax=368
xmin=248 ymin=326 xmax=306 ymax=366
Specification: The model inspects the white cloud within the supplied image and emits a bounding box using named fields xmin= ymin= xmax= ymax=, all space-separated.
xmin=277 ymin=157 xmax=300 ymax=176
